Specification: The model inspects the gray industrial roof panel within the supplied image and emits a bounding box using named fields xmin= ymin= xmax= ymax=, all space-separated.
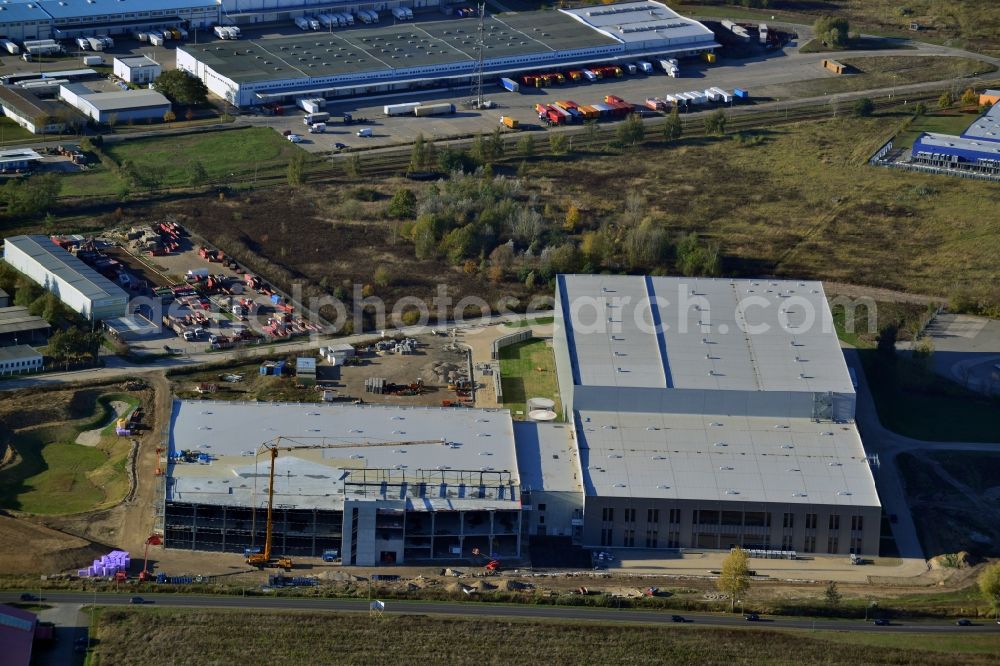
xmin=0 ymin=0 xmax=53 ymax=22
xmin=181 ymin=10 xmax=618 ymax=84
xmin=513 ymin=421 xmax=581 ymax=493
xmin=917 ymin=132 xmax=1000 ymax=157
xmin=562 ymin=1 xmax=715 ymax=46
xmin=35 ymin=0 xmax=217 ymax=20
xmin=78 ymin=89 xmax=170 ymax=112
xmin=558 ymin=275 xmax=854 ymax=393
xmin=0 ymin=344 xmax=41 ymax=362
xmin=167 ymin=400 xmax=520 ymax=510
xmin=0 ymin=306 xmax=51 ymax=335
xmin=3 ymin=235 xmax=128 ymax=304
xmin=576 ymin=409 xmax=879 ymax=507
xmin=961 ymin=97 xmax=1000 ymax=142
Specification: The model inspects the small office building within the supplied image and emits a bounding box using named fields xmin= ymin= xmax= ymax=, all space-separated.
xmin=113 ymin=56 xmax=162 ymax=85
xmin=0 ymin=345 xmax=43 ymax=375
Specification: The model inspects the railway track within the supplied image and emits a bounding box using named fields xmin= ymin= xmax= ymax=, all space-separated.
xmin=336 ymin=90 xmax=939 ymax=178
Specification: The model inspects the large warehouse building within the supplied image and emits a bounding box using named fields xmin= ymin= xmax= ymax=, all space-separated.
xmin=911 ymin=102 xmax=1000 ymax=176
xmin=536 ymin=275 xmax=881 ymax=556
xmin=163 ymin=401 xmax=523 ymax=565
xmin=2 ymin=235 xmax=129 ymax=321
xmin=176 ymin=1 xmax=717 ymax=106
xmin=0 ymin=0 xmax=219 ymax=41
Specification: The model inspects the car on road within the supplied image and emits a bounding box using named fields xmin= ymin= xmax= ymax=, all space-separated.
xmin=671 ymin=615 xmax=687 ymax=623
xmin=287 ymin=133 xmax=303 ymax=143
xmin=19 ymin=593 xmax=38 ymax=601
xmin=744 ymin=613 xmax=760 ymax=621
xmin=873 ymin=618 xmax=890 ymax=626
xmin=334 ymin=142 xmax=348 ymax=150
xmin=956 ymin=619 xmax=972 ymax=626
xmin=129 ymin=596 xmax=146 ymax=604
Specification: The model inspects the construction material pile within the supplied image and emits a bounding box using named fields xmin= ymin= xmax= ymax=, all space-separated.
xmin=77 ymin=549 xmax=130 ymax=577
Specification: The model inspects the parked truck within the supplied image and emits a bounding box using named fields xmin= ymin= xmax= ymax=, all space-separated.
xmin=295 ymin=16 xmax=311 ymax=30
xmin=733 ymin=87 xmax=749 ymax=100
xmin=384 ymin=102 xmax=421 ymax=116
xmin=303 ymin=112 xmax=330 ymax=125
xmin=500 ymin=77 xmax=519 ymax=93
xmin=150 ymin=33 xmax=164 ymax=47
xmin=413 ymin=102 xmax=455 ymax=117
xmin=83 ymin=55 xmax=103 ymax=66
xmin=75 ymin=37 xmax=91 ymax=50
xmin=0 ymin=39 xmax=19 ymax=55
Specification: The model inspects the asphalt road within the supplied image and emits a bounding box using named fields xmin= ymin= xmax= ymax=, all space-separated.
xmin=5 ymin=592 xmax=998 ymax=634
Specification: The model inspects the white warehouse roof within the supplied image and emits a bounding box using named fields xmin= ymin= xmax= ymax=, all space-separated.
xmin=562 ymin=1 xmax=715 ymax=47
xmin=2 ymin=235 xmax=128 ymax=304
xmin=576 ymin=409 xmax=879 ymax=507
xmin=557 ymin=274 xmax=855 ymax=394
xmin=167 ymin=401 xmax=520 ymax=511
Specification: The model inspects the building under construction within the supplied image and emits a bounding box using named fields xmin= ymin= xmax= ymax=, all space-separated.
xmin=162 ymin=400 xmax=522 ymax=565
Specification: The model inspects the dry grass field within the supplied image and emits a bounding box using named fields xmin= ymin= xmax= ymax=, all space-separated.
xmin=88 ymin=608 xmax=1000 ymax=665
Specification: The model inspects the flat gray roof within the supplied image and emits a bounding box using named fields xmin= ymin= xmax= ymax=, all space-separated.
xmin=0 ymin=306 xmax=51 ymax=336
xmin=562 ymin=1 xmax=715 ymax=46
xmin=181 ymin=10 xmax=619 ymax=84
xmin=3 ymin=235 xmax=128 ymax=304
xmin=0 ymin=344 xmax=42 ymax=362
xmin=78 ymin=89 xmax=170 ymax=112
xmin=513 ymin=421 xmax=581 ymax=493
xmin=576 ymin=409 xmax=879 ymax=507
xmin=960 ymin=100 xmax=1000 ymax=143
xmin=167 ymin=400 xmax=520 ymax=510
xmin=558 ymin=275 xmax=854 ymax=394
xmin=115 ymin=55 xmax=160 ymax=69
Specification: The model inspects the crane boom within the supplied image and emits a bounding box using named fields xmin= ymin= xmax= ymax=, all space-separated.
xmin=247 ymin=436 xmax=447 ymax=569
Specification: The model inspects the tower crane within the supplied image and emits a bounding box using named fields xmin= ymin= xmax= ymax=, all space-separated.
xmin=246 ymin=436 xmax=447 ymax=570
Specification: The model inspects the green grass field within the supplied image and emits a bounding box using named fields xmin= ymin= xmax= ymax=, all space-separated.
xmin=87 ymin=608 xmax=1000 ymax=665
xmin=0 ymin=117 xmax=36 ymax=145
xmin=0 ymin=393 xmax=136 ymax=514
xmin=59 ymin=127 xmax=308 ymax=197
xmin=498 ymin=339 xmax=561 ymax=419
xmin=894 ymin=112 xmax=981 ymax=149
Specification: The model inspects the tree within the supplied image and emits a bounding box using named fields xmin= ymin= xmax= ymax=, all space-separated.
xmin=188 ymin=161 xmax=208 ymax=187
xmin=824 ymin=581 xmax=842 ymax=608
xmin=286 ymin=154 xmax=305 ymax=187
xmin=979 ymin=562 xmax=1000 ymax=618
xmin=662 ymin=107 xmax=683 ymax=143
xmin=409 ymin=132 xmax=427 ymax=172
xmin=717 ymin=548 xmax=751 ymax=612
xmin=549 ymin=133 xmax=569 ymax=156
xmin=0 ymin=173 xmax=61 ymax=220
xmin=153 ymin=69 xmax=209 ymax=106
xmin=106 ymin=112 xmax=119 ymax=132
xmin=704 ymin=109 xmax=727 ymax=134
xmin=938 ymin=91 xmax=954 ymax=109
xmin=616 ymin=113 xmax=645 ymax=147
xmin=876 ymin=322 xmax=898 ymax=357
xmin=518 ymin=134 xmax=536 ymax=159
xmin=564 ymin=204 xmax=582 ymax=232
xmin=387 ymin=188 xmax=417 ymax=219
xmin=961 ymin=88 xmax=978 ymax=106
xmin=853 ymin=98 xmax=875 ymax=117
xmin=814 ymin=16 xmax=850 ymax=47
xmin=913 ymin=102 xmax=927 ymax=116
xmin=373 ymin=265 xmax=393 ymax=288
xmin=163 ymin=110 xmax=176 ymax=123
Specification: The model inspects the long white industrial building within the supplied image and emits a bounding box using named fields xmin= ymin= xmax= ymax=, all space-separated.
xmin=176 ymin=1 xmax=717 ymax=107
xmin=2 ymin=235 xmax=128 ymax=321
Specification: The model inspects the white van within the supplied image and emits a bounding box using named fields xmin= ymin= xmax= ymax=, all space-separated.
xmin=356 ymin=127 xmax=373 ymax=137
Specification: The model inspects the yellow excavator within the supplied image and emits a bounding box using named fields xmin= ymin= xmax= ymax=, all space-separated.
xmin=246 ymin=436 xmax=447 ymax=570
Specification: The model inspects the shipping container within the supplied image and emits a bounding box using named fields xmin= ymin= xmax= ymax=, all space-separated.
xmin=604 ymin=94 xmax=625 ymax=105
xmin=413 ymin=102 xmax=455 ymax=117
xmin=577 ymin=104 xmax=599 ymax=120
xmin=83 ymin=55 xmax=103 ymax=66
xmin=0 ymin=39 xmax=19 ymax=55
xmin=150 ymin=34 xmax=164 ymax=46
xmin=626 ymin=63 xmax=637 ymax=74
xmin=638 ymin=61 xmax=654 ymax=73
xmin=384 ymin=102 xmax=421 ymax=116
xmin=87 ymin=37 xmax=104 ymax=51
xmin=582 ymin=69 xmax=597 ymax=82
xmin=710 ymin=87 xmax=733 ymax=103
xmin=703 ymin=88 xmax=719 ymax=102
xmin=566 ymin=70 xmax=583 ymax=82
xmin=295 ymin=16 xmax=311 ymax=30
xmin=500 ymin=116 xmax=519 ymax=129
xmin=76 ymin=37 xmax=91 ymax=50
xmin=703 ymin=52 xmax=716 ymax=64
xmin=734 ymin=87 xmax=749 ymax=100
xmin=500 ymin=77 xmax=520 ymax=93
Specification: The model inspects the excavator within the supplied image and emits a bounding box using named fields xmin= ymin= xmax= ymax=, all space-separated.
xmin=246 ymin=436 xmax=448 ymax=570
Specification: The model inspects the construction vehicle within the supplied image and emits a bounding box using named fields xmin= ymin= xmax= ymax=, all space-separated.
xmin=247 ymin=437 xmax=448 ymax=570
xmin=138 ymin=534 xmax=163 ymax=581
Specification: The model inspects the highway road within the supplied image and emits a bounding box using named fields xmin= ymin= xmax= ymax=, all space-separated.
xmin=4 ymin=591 xmax=998 ymax=634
